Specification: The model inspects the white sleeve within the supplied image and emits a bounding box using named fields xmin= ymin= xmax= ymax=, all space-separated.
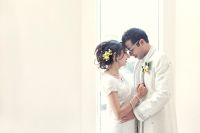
xmin=134 ymin=54 xmax=171 ymax=121
xmin=101 ymin=76 xmax=118 ymax=95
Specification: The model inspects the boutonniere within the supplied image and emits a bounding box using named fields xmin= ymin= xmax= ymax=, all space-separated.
xmin=142 ymin=61 xmax=152 ymax=73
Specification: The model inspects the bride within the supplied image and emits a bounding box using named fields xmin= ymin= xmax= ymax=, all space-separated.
xmin=95 ymin=40 xmax=147 ymax=133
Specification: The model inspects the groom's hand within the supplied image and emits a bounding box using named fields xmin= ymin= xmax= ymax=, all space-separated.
xmin=119 ymin=111 xmax=135 ymax=123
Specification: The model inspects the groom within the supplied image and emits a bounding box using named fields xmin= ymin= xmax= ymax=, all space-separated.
xmin=121 ymin=28 xmax=177 ymax=133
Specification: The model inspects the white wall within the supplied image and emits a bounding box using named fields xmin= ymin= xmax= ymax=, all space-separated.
xmin=81 ymin=0 xmax=97 ymax=132
xmin=175 ymin=0 xmax=200 ymax=133
xmin=159 ymin=0 xmax=200 ymax=132
xmin=0 ymin=0 xmax=82 ymax=133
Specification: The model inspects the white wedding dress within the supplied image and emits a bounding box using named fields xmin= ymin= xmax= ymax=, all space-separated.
xmin=101 ymin=72 xmax=136 ymax=133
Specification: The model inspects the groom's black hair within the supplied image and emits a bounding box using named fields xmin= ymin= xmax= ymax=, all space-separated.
xmin=122 ymin=28 xmax=149 ymax=46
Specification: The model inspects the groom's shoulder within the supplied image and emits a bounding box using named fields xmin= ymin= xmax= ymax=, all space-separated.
xmin=152 ymin=50 xmax=170 ymax=67
xmin=153 ymin=50 xmax=168 ymax=60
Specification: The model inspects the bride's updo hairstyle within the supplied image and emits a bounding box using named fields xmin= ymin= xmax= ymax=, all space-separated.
xmin=95 ymin=40 xmax=124 ymax=69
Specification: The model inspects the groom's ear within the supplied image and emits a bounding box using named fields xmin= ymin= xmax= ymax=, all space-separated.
xmin=138 ymin=39 xmax=145 ymax=46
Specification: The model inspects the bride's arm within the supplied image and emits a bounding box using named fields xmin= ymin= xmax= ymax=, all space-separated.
xmin=107 ymin=84 xmax=146 ymax=120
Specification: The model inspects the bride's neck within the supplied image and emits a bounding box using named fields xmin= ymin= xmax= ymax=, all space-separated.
xmin=106 ymin=65 xmax=120 ymax=77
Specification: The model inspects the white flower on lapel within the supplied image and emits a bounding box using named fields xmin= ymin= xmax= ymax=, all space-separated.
xmin=142 ymin=61 xmax=152 ymax=73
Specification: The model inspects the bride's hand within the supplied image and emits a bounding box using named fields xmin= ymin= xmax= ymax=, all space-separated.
xmin=119 ymin=111 xmax=135 ymax=123
xmin=136 ymin=83 xmax=148 ymax=99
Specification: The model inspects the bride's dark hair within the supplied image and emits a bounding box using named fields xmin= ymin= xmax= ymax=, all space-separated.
xmin=95 ymin=40 xmax=124 ymax=69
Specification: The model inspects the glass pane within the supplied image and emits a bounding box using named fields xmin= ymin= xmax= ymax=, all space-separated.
xmin=100 ymin=0 xmax=159 ymax=47
xmin=98 ymin=0 xmax=160 ymax=133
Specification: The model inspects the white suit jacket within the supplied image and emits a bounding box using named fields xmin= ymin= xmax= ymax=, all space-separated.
xmin=133 ymin=46 xmax=177 ymax=133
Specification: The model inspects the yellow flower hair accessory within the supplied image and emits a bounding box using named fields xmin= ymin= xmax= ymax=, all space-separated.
xmin=102 ymin=49 xmax=112 ymax=61
xmin=142 ymin=61 xmax=152 ymax=73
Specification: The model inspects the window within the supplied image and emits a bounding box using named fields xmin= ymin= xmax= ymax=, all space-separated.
xmin=97 ymin=0 xmax=162 ymax=133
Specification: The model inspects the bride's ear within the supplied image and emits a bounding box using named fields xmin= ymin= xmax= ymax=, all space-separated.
xmin=113 ymin=53 xmax=118 ymax=62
